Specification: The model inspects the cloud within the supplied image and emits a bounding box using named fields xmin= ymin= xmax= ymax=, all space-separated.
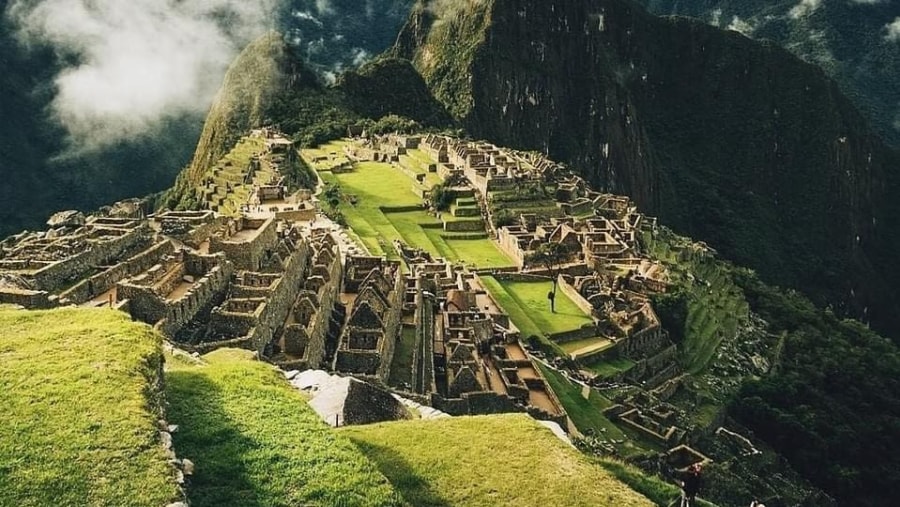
xmin=850 ymin=0 xmax=885 ymax=4
xmin=5 ymin=0 xmax=279 ymax=153
xmin=789 ymin=0 xmax=821 ymax=19
xmin=886 ymin=17 xmax=900 ymax=42
xmin=726 ymin=16 xmax=755 ymax=36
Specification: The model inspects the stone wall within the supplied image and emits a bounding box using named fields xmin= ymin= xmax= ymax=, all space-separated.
xmin=60 ymin=240 xmax=176 ymax=305
xmin=0 ymin=288 xmax=52 ymax=309
xmin=375 ymin=268 xmax=406 ymax=381
xmin=303 ymin=248 xmax=343 ymax=369
xmin=27 ymin=223 xmax=150 ymax=292
xmin=209 ymin=217 xmax=278 ymax=271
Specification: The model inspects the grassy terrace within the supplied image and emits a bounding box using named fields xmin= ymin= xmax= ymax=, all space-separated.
xmin=0 ymin=308 xmax=178 ymax=507
xmin=320 ymin=160 xmax=514 ymax=268
xmin=642 ymin=229 xmax=749 ymax=373
xmin=199 ymin=135 xmax=270 ymax=215
xmin=166 ymin=349 xmax=401 ymax=507
xmin=300 ymin=139 xmax=350 ymax=170
xmin=342 ymin=414 xmax=653 ymax=507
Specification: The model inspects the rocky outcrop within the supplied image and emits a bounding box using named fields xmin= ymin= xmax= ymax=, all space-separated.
xmin=398 ymin=0 xmax=900 ymax=338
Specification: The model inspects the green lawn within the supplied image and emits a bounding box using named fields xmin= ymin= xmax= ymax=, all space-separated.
xmin=342 ymin=414 xmax=653 ymax=507
xmin=480 ymin=276 xmax=593 ymax=337
xmin=166 ymin=349 xmax=402 ymax=507
xmin=582 ymin=356 xmax=637 ymax=378
xmin=300 ymin=139 xmax=350 ymax=170
xmin=0 ymin=308 xmax=178 ymax=507
xmin=323 ymin=161 xmax=514 ymax=268
xmin=537 ymin=363 xmax=630 ymax=444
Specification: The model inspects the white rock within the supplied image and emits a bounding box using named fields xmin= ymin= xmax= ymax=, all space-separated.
xmin=283 ymin=369 xmax=300 ymax=380
xmin=160 ymin=431 xmax=172 ymax=450
xmin=167 ymin=424 xmax=179 ymax=433
xmin=182 ymin=458 xmax=195 ymax=476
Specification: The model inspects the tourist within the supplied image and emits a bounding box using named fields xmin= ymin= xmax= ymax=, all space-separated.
xmin=679 ymin=464 xmax=703 ymax=507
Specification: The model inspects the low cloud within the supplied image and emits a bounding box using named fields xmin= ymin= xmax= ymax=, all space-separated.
xmin=5 ymin=0 xmax=279 ymax=153
xmin=789 ymin=0 xmax=821 ymax=19
xmin=886 ymin=17 xmax=900 ymax=42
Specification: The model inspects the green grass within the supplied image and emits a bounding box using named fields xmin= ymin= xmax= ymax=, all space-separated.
xmin=342 ymin=414 xmax=653 ymax=506
xmin=300 ymin=139 xmax=350 ymax=170
xmin=166 ymin=348 xmax=402 ymax=507
xmin=323 ymin=160 xmax=514 ymax=267
xmin=480 ymin=276 xmax=593 ymax=336
xmin=560 ymin=336 xmax=614 ymax=356
xmin=537 ymin=363 xmax=629 ymax=442
xmin=582 ymin=356 xmax=637 ymax=378
xmin=0 ymin=308 xmax=178 ymax=507
xmin=596 ymin=459 xmax=719 ymax=507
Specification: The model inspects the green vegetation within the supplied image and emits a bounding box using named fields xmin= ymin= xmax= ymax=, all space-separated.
xmin=730 ymin=270 xmax=900 ymax=507
xmin=642 ymin=228 xmax=749 ymax=373
xmin=342 ymin=414 xmax=653 ymax=506
xmin=480 ymin=276 xmax=593 ymax=336
xmin=320 ymin=160 xmax=513 ymax=267
xmin=166 ymin=349 xmax=402 ymax=507
xmin=0 ymin=308 xmax=177 ymax=507
xmin=597 ymin=459 xmax=718 ymax=507
xmin=581 ymin=356 xmax=636 ymax=378
xmin=537 ymin=364 xmax=628 ymax=443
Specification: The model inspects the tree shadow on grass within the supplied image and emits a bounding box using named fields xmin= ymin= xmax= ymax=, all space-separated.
xmin=347 ymin=439 xmax=451 ymax=507
xmin=166 ymin=370 xmax=263 ymax=507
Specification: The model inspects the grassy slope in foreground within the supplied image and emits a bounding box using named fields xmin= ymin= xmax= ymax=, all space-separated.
xmin=0 ymin=307 xmax=177 ymax=507
xmin=342 ymin=414 xmax=653 ymax=507
xmin=166 ymin=349 xmax=402 ymax=507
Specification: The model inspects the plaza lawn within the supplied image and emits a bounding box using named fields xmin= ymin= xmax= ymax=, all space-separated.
xmin=300 ymin=139 xmax=350 ymax=170
xmin=342 ymin=414 xmax=653 ymax=507
xmin=0 ymin=307 xmax=178 ymax=507
xmin=480 ymin=276 xmax=593 ymax=338
xmin=322 ymin=161 xmax=515 ymax=268
xmin=166 ymin=349 xmax=401 ymax=507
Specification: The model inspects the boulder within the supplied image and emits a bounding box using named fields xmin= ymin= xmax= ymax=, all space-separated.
xmin=46 ymin=210 xmax=85 ymax=229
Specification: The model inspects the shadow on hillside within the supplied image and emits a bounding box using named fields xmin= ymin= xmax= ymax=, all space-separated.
xmin=347 ymin=439 xmax=451 ymax=507
xmin=166 ymin=370 xmax=263 ymax=507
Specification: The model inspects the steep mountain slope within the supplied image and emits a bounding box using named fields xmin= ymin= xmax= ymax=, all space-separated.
xmin=638 ymin=0 xmax=900 ymax=147
xmin=0 ymin=3 xmax=199 ymax=237
xmin=396 ymin=0 xmax=900 ymax=339
xmin=167 ymin=32 xmax=452 ymax=209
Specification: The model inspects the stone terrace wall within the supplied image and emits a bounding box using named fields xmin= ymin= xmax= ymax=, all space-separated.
xmin=376 ymin=268 xmax=406 ymax=381
xmin=27 ymin=223 xmax=151 ymax=292
xmin=209 ymin=217 xmax=277 ymax=271
xmin=304 ymin=247 xmax=342 ymax=369
xmin=59 ymin=240 xmax=176 ymax=305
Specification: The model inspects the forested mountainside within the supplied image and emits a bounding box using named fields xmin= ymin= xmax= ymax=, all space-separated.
xmin=395 ymin=0 xmax=900 ymax=340
xmin=0 ymin=0 xmax=199 ymax=238
xmin=164 ymin=34 xmax=451 ymax=210
xmin=638 ymin=0 xmax=900 ymax=148
xmin=0 ymin=0 xmax=416 ymax=238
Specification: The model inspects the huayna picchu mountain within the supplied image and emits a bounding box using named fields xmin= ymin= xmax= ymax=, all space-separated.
xmin=395 ymin=0 xmax=900 ymax=341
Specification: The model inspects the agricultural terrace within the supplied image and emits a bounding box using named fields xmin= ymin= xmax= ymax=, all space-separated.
xmin=342 ymin=414 xmax=654 ymax=507
xmin=316 ymin=158 xmax=514 ymax=268
xmin=0 ymin=308 xmax=178 ymax=507
xmin=166 ymin=349 xmax=402 ymax=507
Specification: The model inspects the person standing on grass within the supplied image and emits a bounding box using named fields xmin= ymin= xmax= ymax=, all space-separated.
xmin=679 ymin=463 xmax=703 ymax=507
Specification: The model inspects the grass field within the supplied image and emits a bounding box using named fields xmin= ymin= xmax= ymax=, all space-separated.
xmin=166 ymin=349 xmax=402 ymax=507
xmin=581 ymin=356 xmax=637 ymax=378
xmin=480 ymin=276 xmax=593 ymax=342
xmin=321 ymin=161 xmax=514 ymax=268
xmin=342 ymin=414 xmax=653 ymax=507
xmin=537 ymin=364 xmax=630 ymax=443
xmin=300 ymin=139 xmax=350 ymax=170
xmin=0 ymin=308 xmax=178 ymax=507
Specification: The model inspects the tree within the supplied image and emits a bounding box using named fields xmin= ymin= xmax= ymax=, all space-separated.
xmin=526 ymin=242 xmax=570 ymax=313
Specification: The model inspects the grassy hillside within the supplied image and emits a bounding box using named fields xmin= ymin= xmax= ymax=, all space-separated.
xmin=0 ymin=307 xmax=178 ymax=507
xmin=342 ymin=414 xmax=653 ymax=506
xmin=166 ymin=349 xmax=402 ymax=507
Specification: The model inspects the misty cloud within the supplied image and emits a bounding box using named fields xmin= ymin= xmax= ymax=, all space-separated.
xmin=5 ymin=0 xmax=280 ymax=152
xmin=886 ymin=17 xmax=900 ymax=42
xmin=789 ymin=0 xmax=821 ymax=19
